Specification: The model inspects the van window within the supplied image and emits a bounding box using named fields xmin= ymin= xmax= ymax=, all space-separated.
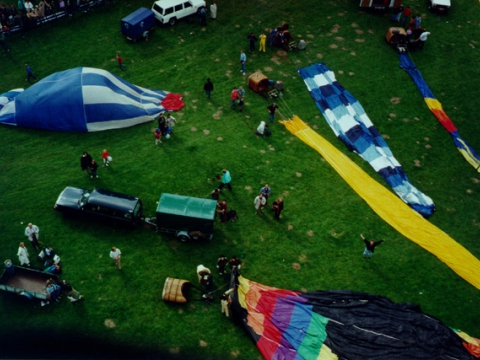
xmin=153 ymin=4 xmax=164 ymax=15
xmin=183 ymin=2 xmax=192 ymax=9
xmin=164 ymin=6 xmax=173 ymax=15
xmin=174 ymin=4 xmax=183 ymax=11
xmin=133 ymin=202 xmax=142 ymax=218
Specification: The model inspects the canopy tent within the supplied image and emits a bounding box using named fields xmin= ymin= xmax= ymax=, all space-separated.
xmin=297 ymin=62 xmax=435 ymax=218
xmin=0 ymin=67 xmax=184 ymax=132
xmin=398 ymin=54 xmax=480 ymax=172
xmin=230 ymin=268 xmax=480 ymax=360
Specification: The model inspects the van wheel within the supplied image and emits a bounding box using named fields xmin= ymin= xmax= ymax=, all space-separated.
xmin=169 ymin=17 xmax=176 ymax=26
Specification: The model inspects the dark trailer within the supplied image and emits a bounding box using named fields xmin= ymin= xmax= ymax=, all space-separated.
xmin=0 ymin=265 xmax=58 ymax=300
xmin=154 ymin=193 xmax=217 ymax=241
xmin=121 ymin=7 xmax=155 ymax=42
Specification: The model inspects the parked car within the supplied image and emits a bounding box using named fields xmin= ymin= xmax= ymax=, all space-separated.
xmin=151 ymin=0 xmax=206 ymax=26
xmin=428 ymin=0 xmax=451 ymax=14
xmin=54 ymin=187 xmax=143 ymax=226
xmin=145 ymin=193 xmax=217 ymax=241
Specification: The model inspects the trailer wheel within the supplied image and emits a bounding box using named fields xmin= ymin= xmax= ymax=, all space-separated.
xmin=177 ymin=231 xmax=190 ymax=242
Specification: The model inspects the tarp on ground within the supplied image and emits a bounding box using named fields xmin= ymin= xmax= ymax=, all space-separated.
xmin=398 ymin=54 xmax=480 ymax=172
xmin=0 ymin=67 xmax=184 ymax=132
xmin=297 ymin=62 xmax=435 ymax=218
xmin=280 ymin=115 xmax=480 ymax=291
xmin=230 ymin=269 xmax=480 ymax=360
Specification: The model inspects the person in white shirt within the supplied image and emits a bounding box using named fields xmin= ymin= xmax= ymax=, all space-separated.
xmin=17 ymin=242 xmax=30 ymax=266
xmin=417 ymin=30 xmax=430 ymax=49
xmin=254 ymin=193 xmax=266 ymax=215
xmin=110 ymin=247 xmax=122 ymax=270
xmin=25 ymin=223 xmax=40 ymax=249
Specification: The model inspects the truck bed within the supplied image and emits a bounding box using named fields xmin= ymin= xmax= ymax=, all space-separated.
xmin=0 ymin=266 xmax=58 ymax=299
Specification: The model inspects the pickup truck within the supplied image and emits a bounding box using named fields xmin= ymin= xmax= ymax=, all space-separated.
xmin=0 ymin=262 xmax=58 ymax=300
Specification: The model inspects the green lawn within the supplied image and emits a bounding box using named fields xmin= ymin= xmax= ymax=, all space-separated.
xmin=0 ymin=0 xmax=479 ymax=359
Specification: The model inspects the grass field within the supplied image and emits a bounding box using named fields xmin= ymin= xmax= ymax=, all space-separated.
xmin=0 ymin=0 xmax=479 ymax=359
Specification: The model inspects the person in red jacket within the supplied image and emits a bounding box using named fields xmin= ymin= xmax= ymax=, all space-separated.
xmin=401 ymin=6 xmax=412 ymax=28
xmin=230 ymin=87 xmax=239 ymax=110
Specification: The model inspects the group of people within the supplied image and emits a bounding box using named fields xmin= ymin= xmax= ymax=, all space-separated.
xmin=229 ymin=85 xmax=246 ymax=110
xmin=154 ymin=112 xmax=177 ymax=145
xmin=391 ymin=5 xmax=430 ymax=50
xmin=80 ymin=149 xmax=111 ymax=178
xmin=253 ymin=184 xmax=284 ymax=220
xmin=18 ymin=223 xmax=62 ymax=271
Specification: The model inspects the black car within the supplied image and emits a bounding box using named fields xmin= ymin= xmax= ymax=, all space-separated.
xmin=54 ymin=187 xmax=143 ymax=226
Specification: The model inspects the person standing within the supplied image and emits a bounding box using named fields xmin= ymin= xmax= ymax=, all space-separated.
xmin=157 ymin=113 xmax=167 ymax=135
xmin=238 ymin=97 xmax=244 ymax=112
xmin=199 ymin=6 xmax=206 ymax=26
xmin=218 ymin=169 xmax=232 ymax=191
xmin=360 ymin=234 xmax=385 ymax=259
xmin=258 ymin=32 xmax=267 ymax=52
xmin=267 ymin=103 xmax=279 ymax=123
xmin=81 ymin=151 xmax=92 ymax=175
xmin=271 ymin=198 xmax=284 ymax=220
xmin=255 ymin=121 xmax=267 ymax=136
xmin=217 ymin=255 xmax=228 ymax=275
xmin=216 ymin=200 xmax=228 ymax=222
xmin=0 ymin=32 xmax=9 ymax=52
xmin=247 ymin=32 xmax=257 ymax=52
xmin=110 ymin=247 xmax=121 ymax=270
xmin=230 ymin=87 xmax=239 ymax=109
xmin=25 ymin=223 xmax=40 ymax=250
xmin=204 ymin=78 xmax=213 ymax=98
xmin=254 ymin=193 xmax=266 ymax=215
xmin=209 ymin=1 xmax=216 ymax=19
xmin=155 ymin=128 xmax=162 ymax=145
xmin=260 ymin=184 xmax=271 ymax=203
xmin=237 ymin=86 xmax=245 ymax=99
xmin=24 ymin=63 xmax=37 ymax=82
xmin=90 ymin=159 xmax=98 ymax=178
xmin=17 ymin=242 xmax=30 ymax=266
xmin=240 ymin=50 xmax=246 ymax=76
xmin=166 ymin=113 xmax=176 ymax=133
xmin=102 ymin=149 xmax=110 ymax=167
xmin=416 ymin=30 xmax=430 ymax=50
xmin=116 ymin=53 xmax=125 ymax=70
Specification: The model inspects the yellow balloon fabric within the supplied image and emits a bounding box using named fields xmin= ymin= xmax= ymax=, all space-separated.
xmin=281 ymin=115 xmax=480 ymax=290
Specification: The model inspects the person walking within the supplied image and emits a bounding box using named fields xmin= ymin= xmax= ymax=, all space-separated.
xmin=102 ymin=149 xmax=110 ymax=167
xmin=81 ymin=152 xmax=92 ymax=175
xmin=25 ymin=223 xmax=40 ymax=250
xmin=240 ymin=50 xmax=246 ymax=76
xmin=209 ymin=1 xmax=216 ymax=19
xmin=360 ymin=234 xmax=385 ymax=259
xmin=204 ymin=78 xmax=214 ymax=98
xmin=24 ymin=63 xmax=37 ymax=82
xmin=247 ymin=32 xmax=257 ymax=52
xmin=267 ymin=103 xmax=279 ymax=123
xmin=416 ymin=30 xmax=430 ymax=50
xmin=218 ymin=169 xmax=232 ymax=191
xmin=17 ymin=242 xmax=30 ymax=266
xmin=259 ymin=32 xmax=267 ymax=52
xmin=271 ymin=198 xmax=284 ymax=220
xmin=230 ymin=87 xmax=239 ymax=109
xmin=116 ymin=53 xmax=125 ymax=70
xmin=254 ymin=193 xmax=266 ymax=215
xmin=110 ymin=247 xmax=122 ymax=269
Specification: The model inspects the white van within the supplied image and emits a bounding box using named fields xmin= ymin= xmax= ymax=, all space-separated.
xmin=428 ymin=0 xmax=451 ymax=14
xmin=151 ymin=0 xmax=206 ymax=25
